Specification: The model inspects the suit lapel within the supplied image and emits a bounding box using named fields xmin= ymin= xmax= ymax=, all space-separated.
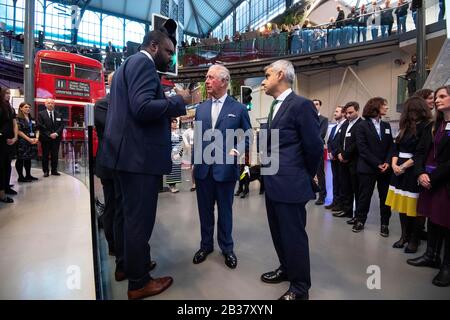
xmin=367 ymin=119 xmax=381 ymax=142
xmin=204 ymin=99 xmax=213 ymax=129
xmin=437 ymin=125 xmax=450 ymax=157
xmin=270 ymin=92 xmax=294 ymax=130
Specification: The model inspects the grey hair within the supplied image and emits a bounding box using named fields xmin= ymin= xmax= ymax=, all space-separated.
xmin=264 ymin=60 xmax=295 ymax=86
xmin=209 ymin=64 xmax=230 ymax=83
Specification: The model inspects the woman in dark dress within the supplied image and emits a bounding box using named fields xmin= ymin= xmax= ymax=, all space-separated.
xmin=15 ymin=102 xmax=39 ymax=182
xmin=407 ymin=85 xmax=450 ymax=287
xmin=386 ymin=97 xmax=432 ymax=253
xmin=0 ymin=88 xmax=14 ymax=203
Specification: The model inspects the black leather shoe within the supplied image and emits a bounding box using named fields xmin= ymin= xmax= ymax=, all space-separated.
xmin=324 ymin=203 xmax=336 ymax=210
xmin=432 ymin=264 xmax=450 ymax=287
xmin=26 ymin=175 xmax=38 ymax=181
xmin=43 ymin=172 xmax=49 ymax=177
xmin=240 ymin=192 xmax=248 ymax=199
xmin=18 ymin=177 xmax=32 ymax=183
xmin=331 ymin=205 xmax=344 ymax=212
xmin=352 ymin=221 xmax=364 ymax=233
xmin=346 ymin=217 xmax=357 ymax=225
xmin=193 ymin=249 xmax=213 ymax=264
xmin=380 ymin=225 xmax=389 ymax=237
xmin=1 ymin=197 xmax=14 ymax=203
xmin=315 ymin=199 xmax=324 ymax=205
xmin=278 ymin=290 xmax=309 ymax=300
xmin=261 ymin=268 xmax=288 ymax=284
xmin=51 ymin=171 xmax=61 ymax=176
xmin=407 ymin=253 xmax=441 ymax=268
xmin=224 ymin=252 xmax=237 ymax=269
xmin=5 ymin=188 xmax=17 ymax=195
xmin=234 ymin=191 xmax=242 ymax=196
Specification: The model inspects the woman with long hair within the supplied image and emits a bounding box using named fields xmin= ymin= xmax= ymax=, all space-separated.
xmin=414 ymin=89 xmax=435 ymax=111
xmin=407 ymin=85 xmax=450 ymax=287
xmin=15 ymin=102 xmax=39 ymax=182
xmin=386 ymin=96 xmax=432 ymax=253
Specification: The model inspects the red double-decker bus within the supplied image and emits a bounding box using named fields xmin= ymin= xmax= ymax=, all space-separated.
xmin=34 ymin=50 xmax=106 ymax=154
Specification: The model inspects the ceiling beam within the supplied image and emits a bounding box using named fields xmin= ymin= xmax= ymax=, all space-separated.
xmin=203 ymin=1 xmax=223 ymax=18
xmin=188 ymin=0 xmax=204 ymax=36
xmin=208 ymin=0 xmax=246 ymax=34
xmin=146 ymin=0 xmax=153 ymax=23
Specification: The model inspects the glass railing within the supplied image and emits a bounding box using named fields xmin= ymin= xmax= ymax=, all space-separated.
xmin=178 ymin=0 xmax=444 ymax=68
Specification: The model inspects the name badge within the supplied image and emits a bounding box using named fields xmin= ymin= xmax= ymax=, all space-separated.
xmin=446 ymin=123 xmax=450 ymax=131
xmin=346 ymin=132 xmax=351 ymax=137
xmin=56 ymin=118 xmax=62 ymax=121
xmin=385 ymin=129 xmax=390 ymax=134
xmin=31 ymin=120 xmax=36 ymax=124
xmin=29 ymin=132 xmax=35 ymax=137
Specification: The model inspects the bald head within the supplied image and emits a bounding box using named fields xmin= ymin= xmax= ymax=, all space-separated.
xmin=45 ymin=98 xmax=55 ymax=111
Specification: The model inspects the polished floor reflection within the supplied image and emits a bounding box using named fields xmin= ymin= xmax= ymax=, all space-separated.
xmin=0 ymin=166 xmax=95 ymax=300
xmin=100 ymin=167 xmax=450 ymax=300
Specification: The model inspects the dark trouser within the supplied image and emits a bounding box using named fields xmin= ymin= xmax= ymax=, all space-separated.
xmin=195 ymin=170 xmax=235 ymax=254
xmin=330 ymin=160 xmax=341 ymax=204
xmin=5 ymin=144 xmax=15 ymax=188
xmin=355 ymin=172 xmax=391 ymax=225
xmin=100 ymin=177 xmax=116 ymax=253
xmin=0 ymin=141 xmax=7 ymax=191
xmin=265 ymin=195 xmax=310 ymax=295
xmin=316 ymin=155 xmax=326 ymax=201
xmin=112 ymin=175 xmax=125 ymax=272
xmin=41 ymin=139 xmax=60 ymax=173
xmin=236 ymin=178 xmax=249 ymax=195
xmin=115 ymin=171 xmax=160 ymax=291
xmin=16 ymin=159 xmax=31 ymax=178
xmin=341 ymin=163 xmax=359 ymax=216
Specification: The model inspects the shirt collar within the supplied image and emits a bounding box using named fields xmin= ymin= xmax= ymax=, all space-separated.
xmin=140 ymin=50 xmax=154 ymax=63
xmin=350 ymin=117 xmax=360 ymax=125
xmin=213 ymin=93 xmax=228 ymax=104
xmin=371 ymin=117 xmax=381 ymax=125
xmin=276 ymin=88 xmax=292 ymax=103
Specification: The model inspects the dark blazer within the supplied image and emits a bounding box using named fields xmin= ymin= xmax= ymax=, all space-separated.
xmin=338 ymin=117 xmax=363 ymax=165
xmin=318 ymin=114 xmax=328 ymax=144
xmin=262 ymin=92 xmax=323 ymax=203
xmin=414 ymin=121 xmax=450 ymax=196
xmin=355 ymin=118 xmax=394 ymax=174
xmin=327 ymin=121 xmax=344 ymax=159
xmin=100 ymin=52 xmax=186 ymax=174
xmin=37 ymin=109 xmax=64 ymax=142
xmin=94 ymin=94 xmax=113 ymax=180
xmin=193 ymin=96 xmax=252 ymax=182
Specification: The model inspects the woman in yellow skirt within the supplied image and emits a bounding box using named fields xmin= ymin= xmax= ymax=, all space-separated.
xmin=386 ymin=96 xmax=433 ymax=253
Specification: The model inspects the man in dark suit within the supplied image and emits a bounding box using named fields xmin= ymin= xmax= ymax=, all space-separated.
xmin=100 ymin=21 xmax=191 ymax=300
xmin=38 ymin=98 xmax=64 ymax=177
xmin=312 ymin=99 xmax=328 ymax=205
xmin=337 ymin=102 xmax=362 ymax=222
xmin=192 ymin=64 xmax=252 ymax=269
xmin=105 ymin=41 xmax=116 ymax=53
xmin=353 ymin=97 xmax=394 ymax=236
xmin=326 ymin=106 xmax=346 ymax=214
xmin=260 ymin=60 xmax=323 ymax=300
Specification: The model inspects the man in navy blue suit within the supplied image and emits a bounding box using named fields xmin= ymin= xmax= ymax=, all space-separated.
xmin=259 ymin=60 xmax=323 ymax=300
xmin=100 ymin=21 xmax=191 ymax=300
xmin=192 ymin=64 xmax=252 ymax=269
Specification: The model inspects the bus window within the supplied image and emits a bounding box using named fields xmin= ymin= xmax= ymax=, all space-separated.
xmin=40 ymin=59 xmax=71 ymax=76
xmin=74 ymin=65 xmax=102 ymax=82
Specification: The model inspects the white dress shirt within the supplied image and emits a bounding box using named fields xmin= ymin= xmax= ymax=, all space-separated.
xmin=371 ymin=117 xmax=382 ymax=139
xmin=272 ymin=88 xmax=293 ymax=120
xmin=211 ymin=93 xmax=228 ymax=129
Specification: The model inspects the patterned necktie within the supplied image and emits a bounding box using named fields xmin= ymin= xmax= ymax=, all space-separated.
xmin=211 ymin=99 xmax=221 ymax=129
xmin=267 ymin=100 xmax=279 ymax=128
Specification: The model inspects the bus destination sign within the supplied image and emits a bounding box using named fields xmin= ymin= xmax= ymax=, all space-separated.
xmin=55 ymin=79 xmax=91 ymax=98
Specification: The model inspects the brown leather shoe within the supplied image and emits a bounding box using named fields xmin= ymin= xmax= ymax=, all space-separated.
xmin=127 ymin=277 xmax=173 ymax=300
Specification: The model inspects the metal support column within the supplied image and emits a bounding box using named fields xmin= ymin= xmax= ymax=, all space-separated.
xmin=24 ymin=0 xmax=35 ymax=109
xmin=416 ymin=1 xmax=427 ymax=89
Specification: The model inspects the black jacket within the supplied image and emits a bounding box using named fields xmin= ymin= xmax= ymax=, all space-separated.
xmin=319 ymin=114 xmax=328 ymax=144
xmin=37 ymin=109 xmax=64 ymax=142
xmin=414 ymin=121 xmax=450 ymax=196
xmin=338 ymin=117 xmax=363 ymax=166
xmin=355 ymin=118 xmax=394 ymax=174
xmin=94 ymin=94 xmax=113 ymax=180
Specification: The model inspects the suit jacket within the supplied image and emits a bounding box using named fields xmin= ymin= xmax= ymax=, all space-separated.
xmin=262 ymin=92 xmax=323 ymax=203
xmin=338 ymin=117 xmax=363 ymax=166
xmin=94 ymin=94 xmax=113 ymax=180
xmin=318 ymin=114 xmax=328 ymax=143
xmin=414 ymin=121 xmax=450 ymax=196
xmin=327 ymin=122 xmax=343 ymax=159
xmin=37 ymin=109 xmax=64 ymax=142
xmin=193 ymin=96 xmax=252 ymax=182
xmin=355 ymin=118 xmax=394 ymax=174
xmin=100 ymin=52 xmax=186 ymax=174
